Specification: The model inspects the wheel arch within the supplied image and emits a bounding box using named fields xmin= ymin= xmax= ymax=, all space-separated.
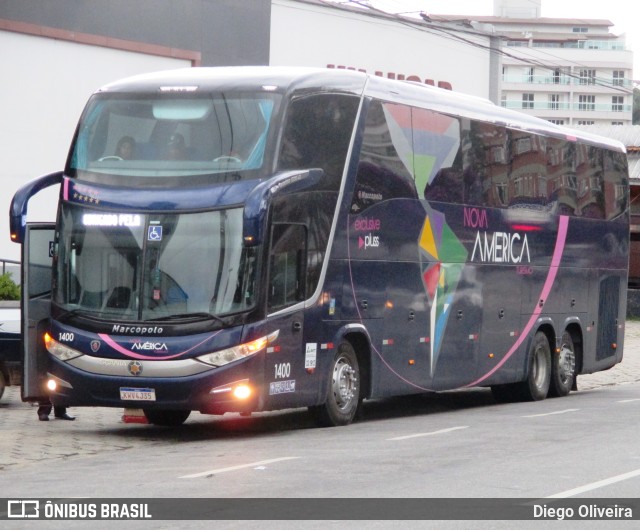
xmin=333 ymin=324 xmax=372 ymax=400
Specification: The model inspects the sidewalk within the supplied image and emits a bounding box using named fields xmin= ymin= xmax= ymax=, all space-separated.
xmin=1 ymin=321 xmax=640 ymax=471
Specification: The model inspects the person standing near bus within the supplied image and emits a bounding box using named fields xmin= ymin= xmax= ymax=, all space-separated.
xmin=37 ymin=400 xmax=74 ymax=421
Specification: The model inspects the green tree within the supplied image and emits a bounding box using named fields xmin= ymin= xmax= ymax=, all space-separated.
xmin=0 ymin=272 xmax=20 ymax=300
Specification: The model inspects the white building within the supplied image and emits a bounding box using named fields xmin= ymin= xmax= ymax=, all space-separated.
xmin=270 ymin=0 xmax=496 ymax=100
xmin=431 ymin=0 xmax=634 ymax=126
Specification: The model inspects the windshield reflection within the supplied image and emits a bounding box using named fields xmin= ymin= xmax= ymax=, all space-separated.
xmin=54 ymin=205 xmax=257 ymax=322
xmin=69 ymin=93 xmax=278 ymax=179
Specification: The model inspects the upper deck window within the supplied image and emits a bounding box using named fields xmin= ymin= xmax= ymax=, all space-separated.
xmin=68 ymin=92 xmax=280 ymax=181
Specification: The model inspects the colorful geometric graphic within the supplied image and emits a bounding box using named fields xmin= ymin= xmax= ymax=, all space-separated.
xmin=418 ymin=204 xmax=468 ymax=376
xmin=383 ymin=104 xmax=460 ymax=196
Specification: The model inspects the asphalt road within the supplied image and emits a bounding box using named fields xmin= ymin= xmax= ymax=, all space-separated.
xmin=1 ymin=321 xmax=640 ymax=527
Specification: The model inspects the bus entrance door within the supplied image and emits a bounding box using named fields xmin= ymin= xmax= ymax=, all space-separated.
xmin=20 ymin=223 xmax=55 ymax=402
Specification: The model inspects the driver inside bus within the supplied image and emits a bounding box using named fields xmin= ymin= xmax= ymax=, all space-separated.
xmin=115 ymin=136 xmax=136 ymax=159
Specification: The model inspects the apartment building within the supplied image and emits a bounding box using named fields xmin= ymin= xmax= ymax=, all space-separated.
xmin=433 ymin=3 xmax=634 ymax=126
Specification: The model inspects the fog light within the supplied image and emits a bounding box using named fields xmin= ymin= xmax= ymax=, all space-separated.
xmin=47 ymin=379 xmax=57 ymax=391
xmin=233 ymin=384 xmax=251 ymax=400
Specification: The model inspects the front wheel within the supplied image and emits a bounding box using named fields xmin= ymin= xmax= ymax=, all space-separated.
xmin=143 ymin=409 xmax=191 ymax=426
xmin=309 ymin=342 xmax=361 ymax=427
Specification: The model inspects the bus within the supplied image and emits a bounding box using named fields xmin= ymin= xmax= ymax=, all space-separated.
xmin=10 ymin=67 xmax=629 ymax=427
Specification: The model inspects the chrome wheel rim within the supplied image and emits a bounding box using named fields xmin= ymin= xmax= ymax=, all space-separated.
xmin=332 ymin=355 xmax=358 ymax=410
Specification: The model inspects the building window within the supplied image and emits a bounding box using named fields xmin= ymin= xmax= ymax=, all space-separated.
xmin=579 ymin=69 xmax=596 ymax=85
xmin=522 ymin=93 xmax=534 ymax=109
xmin=612 ymin=96 xmax=624 ymax=112
xmin=613 ymin=70 xmax=625 ymax=86
xmin=578 ymin=95 xmax=595 ymax=111
xmin=612 ymin=121 xmax=624 ymax=126
xmin=577 ymin=120 xmax=595 ymax=125
xmin=527 ymin=67 xmax=534 ymax=82
xmin=548 ymin=119 xmax=565 ymax=125
xmin=549 ymin=94 xmax=560 ymax=110
xmin=572 ymin=27 xmax=588 ymax=33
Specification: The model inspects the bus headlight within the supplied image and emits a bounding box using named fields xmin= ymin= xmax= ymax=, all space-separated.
xmin=196 ymin=330 xmax=279 ymax=367
xmin=44 ymin=332 xmax=83 ymax=361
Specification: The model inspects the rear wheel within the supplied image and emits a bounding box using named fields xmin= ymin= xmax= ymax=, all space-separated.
xmin=520 ymin=331 xmax=551 ymax=401
xmin=492 ymin=331 xmax=551 ymax=402
xmin=143 ymin=409 xmax=191 ymax=426
xmin=0 ymin=370 xmax=5 ymax=401
xmin=549 ymin=331 xmax=576 ymax=397
xmin=309 ymin=342 xmax=361 ymax=427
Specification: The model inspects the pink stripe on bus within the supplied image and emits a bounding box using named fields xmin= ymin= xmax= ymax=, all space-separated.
xmin=464 ymin=215 xmax=569 ymax=387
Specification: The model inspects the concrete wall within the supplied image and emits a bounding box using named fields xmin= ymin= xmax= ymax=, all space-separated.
xmin=0 ymin=0 xmax=271 ymax=66
xmin=270 ymin=0 xmax=493 ymax=98
xmin=0 ymin=0 xmax=272 ymax=260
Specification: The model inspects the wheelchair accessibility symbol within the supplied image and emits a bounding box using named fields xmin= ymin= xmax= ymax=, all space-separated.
xmin=148 ymin=225 xmax=163 ymax=241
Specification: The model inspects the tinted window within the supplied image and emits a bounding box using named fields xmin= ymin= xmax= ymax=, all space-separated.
xmin=278 ymin=94 xmax=359 ymax=191
xmin=352 ymin=100 xmax=417 ymax=213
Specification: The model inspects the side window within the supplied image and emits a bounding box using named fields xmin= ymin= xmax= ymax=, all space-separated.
xmin=472 ymin=121 xmax=510 ymax=208
xmin=576 ymin=145 xmax=605 ymax=219
xmin=268 ymin=224 xmax=307 ymax=312
xmin=603 ymin=150 xmax=629 ymax=220
xmin=278 ymin=94 xmax=359 ymax=191
xmin=548 ymin=138 xmax=577 ymax=216
xmin=413 ymin=107 xmax=462 ymax=203
xmin=351 ymin=100 xmax=417 ymax=213
xmin=508 ymin=131 xmax=548 ymax=209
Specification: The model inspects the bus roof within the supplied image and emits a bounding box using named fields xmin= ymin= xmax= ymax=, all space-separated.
xmin=97 ymin=66 xmax=625 ymax=154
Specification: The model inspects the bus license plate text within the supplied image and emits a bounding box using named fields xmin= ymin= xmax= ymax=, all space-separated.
xmin=120 ymin=388 xmax=156 ymax=401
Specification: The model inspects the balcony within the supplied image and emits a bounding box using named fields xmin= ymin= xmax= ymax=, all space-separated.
xmin=501 ymin=100 xmax=632 ymax=113
xmin=502 ymin=74 xmax=633 ymax=89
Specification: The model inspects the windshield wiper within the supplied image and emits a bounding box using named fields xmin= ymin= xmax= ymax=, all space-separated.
xmin=147 ymin=312 xmax=225 ymax=324
xmin=56 ymin=307 xmax=101 ymax=321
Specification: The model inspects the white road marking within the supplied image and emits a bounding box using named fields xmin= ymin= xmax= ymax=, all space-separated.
xmin=547 ymin=468 xmax=640 ymax=498
xmin=617 ymin=398 xmax=640 ymax=403
xmin=179 ymin=457 xmax=300 ymax=479
xmin=522 ymin=408 xmax=579 ymax=418
xmin=388 ymin=426 xmax=469 ymax=441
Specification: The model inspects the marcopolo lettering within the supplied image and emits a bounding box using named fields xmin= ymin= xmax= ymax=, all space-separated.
xmin=112 ymin=324 xmax=164 ymax=335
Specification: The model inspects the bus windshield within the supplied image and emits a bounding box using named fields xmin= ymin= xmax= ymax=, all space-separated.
xmin=68 ymin=92 xmax=279 ymax=179
xmin=54 ymin=204 xmax=258 ymax=322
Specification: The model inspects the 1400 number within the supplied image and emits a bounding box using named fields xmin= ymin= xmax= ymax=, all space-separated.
xmin=274 ymin=363 xmax=291 ymax=379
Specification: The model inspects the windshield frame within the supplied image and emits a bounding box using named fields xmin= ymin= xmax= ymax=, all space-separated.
xmin=53 ymin=203 xmax=260 ymax=326
xmin=65 ymin=90 xmax=283 ymax=186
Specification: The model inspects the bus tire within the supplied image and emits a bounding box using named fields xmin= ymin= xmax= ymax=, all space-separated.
xmin=0 ymin=370 xmax=5 ymax=401
xmin=143 ymin=409 xmax=190 ymax=426
xmin=549 ymin=330 xmax=576 ymax=397
xmin=309 ymin=342 xmax=361 ymax=427
xmin=519 ymin=331 xmax=551 ymax=401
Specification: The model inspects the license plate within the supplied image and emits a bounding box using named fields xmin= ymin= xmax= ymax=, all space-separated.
xmin=120 ymin=387 xmax=156 ymax=401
